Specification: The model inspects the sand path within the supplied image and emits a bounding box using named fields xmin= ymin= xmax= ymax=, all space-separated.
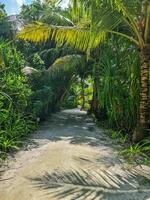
xmin=0 ymin=109 xmax=150 ymax=200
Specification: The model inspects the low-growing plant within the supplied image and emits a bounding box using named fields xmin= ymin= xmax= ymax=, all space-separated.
xmin=107 ymin=129 xmax=128 ymax=144
xmin=121 ymin=138 xmax=150 ymax=163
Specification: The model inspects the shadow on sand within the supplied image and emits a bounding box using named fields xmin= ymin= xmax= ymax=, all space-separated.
xmin=28 ymin=166 xmax=150 ymax=200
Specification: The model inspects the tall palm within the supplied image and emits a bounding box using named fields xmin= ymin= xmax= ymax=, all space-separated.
xmin=18 ymin=0 xmax=150 ymax=142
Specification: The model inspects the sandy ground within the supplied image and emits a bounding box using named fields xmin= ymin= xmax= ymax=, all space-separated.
xmin=0 ymin=109 xmax=150 ymax=200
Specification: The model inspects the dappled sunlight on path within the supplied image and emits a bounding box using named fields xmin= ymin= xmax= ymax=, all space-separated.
xmin=0 ymin=109 xmax=150 ymax=200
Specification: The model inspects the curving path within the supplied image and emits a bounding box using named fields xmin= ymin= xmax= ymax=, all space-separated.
xmin=0 ymin=109 xmax=150 ymax=200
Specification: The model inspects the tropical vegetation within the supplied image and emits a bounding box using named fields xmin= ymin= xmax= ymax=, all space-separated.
xmin=0 ymin=0 xmax=150 ymax=161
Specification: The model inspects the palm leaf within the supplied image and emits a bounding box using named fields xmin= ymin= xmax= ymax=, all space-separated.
xmin=40 ymin=6 xmax=74 ymax=26
xmin=109 ymin=0 xmax=143 ymax=45
xmin=17 ymin=0 xmax=141 ymax=52
xmin=17 ymin=22 xmax=106 ymax=51
xmin=71 ymin=0 xmax=142 ymax=45
xmin=48 ymin=54 xmax=85 ymax=75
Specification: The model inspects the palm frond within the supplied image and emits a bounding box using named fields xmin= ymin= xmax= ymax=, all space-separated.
xmin=72 ymin=0 xmax=143 ymax=46
xmin=48 ymin=54 xmax=85 ymax=76
xmin=109 ymin=0 xmax=141 ymax=16
xmin=40 ymin=7 xmax=74 ymax=26
xmin=17 ymin=0 xmax=143 ymax=52
xmin=17 ymin=23 xmax=106 ymax=51
xmin=109 ymin=0 xmax=143 ymax=45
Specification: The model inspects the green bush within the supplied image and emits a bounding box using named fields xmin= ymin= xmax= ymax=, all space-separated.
xmin=0 ymin=41 xmax=37 ymax=156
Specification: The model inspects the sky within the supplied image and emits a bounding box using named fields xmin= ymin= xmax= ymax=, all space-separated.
xmin=0 ymin=0 xmax=69 ymax=15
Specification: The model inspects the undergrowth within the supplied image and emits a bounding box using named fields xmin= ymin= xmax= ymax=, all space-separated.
xmin=107 ymin=128 xmax=150 ymax=165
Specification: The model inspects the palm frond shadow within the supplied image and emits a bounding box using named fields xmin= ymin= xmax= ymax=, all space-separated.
xmin=29 ymin=168 xmax=150 ymax=200
xmin=0 ymin=168 xmax=12 ymax=182
xmin=0 ymin=169 xmax=5 ymax=181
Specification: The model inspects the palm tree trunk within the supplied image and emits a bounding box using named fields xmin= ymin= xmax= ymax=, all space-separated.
xmin=133 ymin=47 xmax=150 ymax=142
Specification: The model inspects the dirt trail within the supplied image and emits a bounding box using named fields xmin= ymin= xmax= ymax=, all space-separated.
xmin=0 ymin=109 xmax=150 ymax=200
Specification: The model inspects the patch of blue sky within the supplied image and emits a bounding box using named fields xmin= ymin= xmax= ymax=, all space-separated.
xmin=1 ymin=0 xmax=69 ymax=15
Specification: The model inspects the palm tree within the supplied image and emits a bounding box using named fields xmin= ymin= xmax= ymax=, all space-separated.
xmin=18 ymin=0 xmax=150 ymax=142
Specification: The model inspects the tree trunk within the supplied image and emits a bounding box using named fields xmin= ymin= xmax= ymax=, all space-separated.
xmin=80 ymin=78 xmax=85 ymax=110
xmin=90 ymin=76 xmax=100 ymax=117
xmin=132 ymin=47 xmax=150 ymax=142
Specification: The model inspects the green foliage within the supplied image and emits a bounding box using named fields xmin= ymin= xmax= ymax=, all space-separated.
xmin=1 ymin=73 xmax=31 ymax=109
xmin=17 ymin=0 xmax=150 ymax=142
xmin=32 ymin=53 xmax=45 ymax=70
xmin=17 ymin=0 xmax=149 ymax=139
xmin=28 ymin=55 xmax=85 ymax=119
xmin=61 ymin=86 xmax=78 ymax=109
xmin=63 ymin=76 xmax=93 ymax=110
xmin=18 ymin=0 xmax=79 ymax=71
xmin=121 ymin=138 xmax=150 ymax=163
xmin=93 ymin=38 xmax=140 ymax=130
xmin=20 ymin=1 xmax=45 ymax=23
xmin=0 ymin=41 xmax=37 ymax=157
xmin=106 ymin=128 xmax=128 ymax=144
xmin=0 ymin=3 xmax=11 ymax=38
xmin=28 ymin=71 xmax=55 ymax=119
xmin=0 ymin=3 xmax=6 ymax=19
xmin=76 ymin=77 xmax=93 ymax=110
